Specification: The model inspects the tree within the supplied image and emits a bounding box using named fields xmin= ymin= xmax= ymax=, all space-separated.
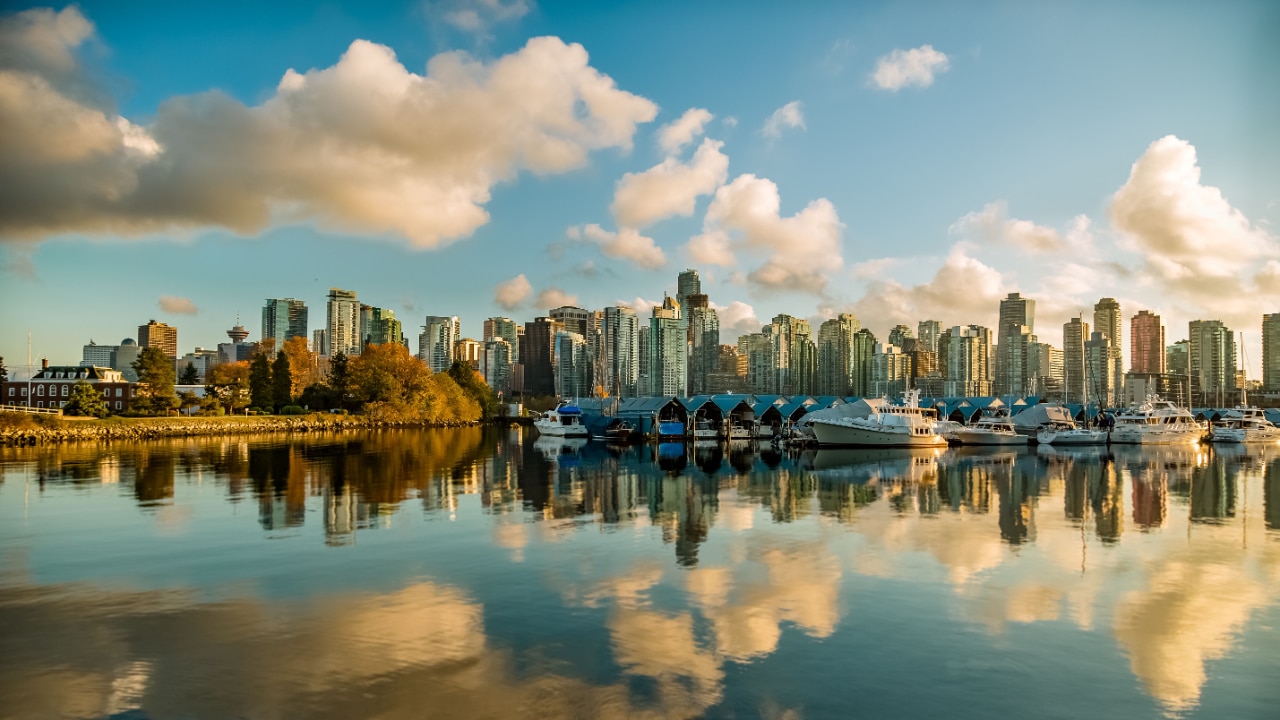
xmin=177 ymin=389 xmax=201 ymax=416
xmin=272 ymin=351 xmax=292 ymax=411
xmin=132 ymin=346 xmax=177 ymax=415
xmin=249 ymin=351 xmax=273 ymax=411
xmin=329 ymin=351 xmax=351 ymax=410
xmin=63 ymin=381 xmax=109 ymax=417
xmin=448 ymin=360 xmax=499 ymax=418
xmin=0 ymin=356 xmax=7 ymax=385
xmin=205 ymin=361 xmax=250 ymax=414
xmin=281 ymin=336 xmax=317 ymax=397
xmin=178 ymin=362 xmax=199 ymax=385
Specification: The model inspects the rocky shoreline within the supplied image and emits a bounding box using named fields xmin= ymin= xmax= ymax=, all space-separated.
xmin=0 ymin=414 xmax=485 ymax=447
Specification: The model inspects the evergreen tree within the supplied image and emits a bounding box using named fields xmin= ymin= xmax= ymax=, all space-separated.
xmin=249 ymin=351 xmax=273 ymax=410
xmin=63 ymin=381 xmax=109 ymax=417
xmin=0 ymin=356 xmax=7 ymax=385
xmin=179 ymin=362 xmax=199 ymax=385
xmin=272 ymin=351 xmax=292 ymax=411
xmin=132 ymin=347 xmax=177 ymax=415
xmin=329 ymin=352 xmax=351 ymax=410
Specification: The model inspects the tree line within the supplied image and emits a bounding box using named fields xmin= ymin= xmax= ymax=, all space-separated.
xmin=52 ymin=339 xmax=499 ymax=423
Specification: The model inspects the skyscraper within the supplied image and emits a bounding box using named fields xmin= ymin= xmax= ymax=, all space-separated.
xmin=549 ymin=305 xmax=591 ymax=338
xmin=325 ymin=288 xmax=361 ymax=357
xmin=888 ymin=325 xmax=913 ymax=348
xmin=648 ymin=296 xmax=687 ymax=396
xmin=138 ymin=319 xmax=178 ymax=359
xmin=600 ymin=306 xmax=640 ymax=397
xmin=996 ymin=293 xmax=1035 ymax=396
xmin=1188 ymin=320 xmax=1237 ymax=406
xmin=481 ymin=338 xmax=513 ymax=394
xmin=360 ymin=305 xmax=403 ymax=347
xmin=943 ymin=325 xmax=993 ymax=397
xmin=484 ymin=317 xmax=521 ymax=361
xmin=917 ymin=320 xmax=941 ymax=353
xmin=419 ymin=315 xmax=460 ymax=372
xmin=1063 ymin=317 xmax=1089 ymax=404
xmin=686 ymin=295 xmax=719 ymax=395
xmin=1084 ymin=332 xmax=1115 ymax=406
xmin=872 ymin=342 xmax=911 ymax=397
xmin=1263 ymin=314 xmax=1280 ymax=393
xmin=1130 ymin=310 xmax=1165 ymax=374
xmin=554 ymin=331 xmax=591 ymax=399
xmin=262 ymin=299 xmax=308 ymax=346
xmin=676 ymin=269 xmax=701 ymax=311
xmin=521 ymin=317 xmax=563 ymax=397
xmin=851 ymin=329 xmax=877 ymax=396
xmin=816 ymin=314 xmax=861 ymax=395
xmin=1094 ymin=297 xmax=1123 ymax=396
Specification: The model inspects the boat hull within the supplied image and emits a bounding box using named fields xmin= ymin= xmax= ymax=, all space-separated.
xmin=534 ymin=420 xmax=589 ymax=438
xmin=811 ymin=420 xmax=946 ymax=448
xmin=950 ymin=429 xmax=1027 ymax=446
xmin=1109 ymin=427 xmax=1201 ymax=445
xmin=1037 ymin=429 xmax=1108 ymax=446
xmin=1208 ymin=428 xmax=1280 ymax=443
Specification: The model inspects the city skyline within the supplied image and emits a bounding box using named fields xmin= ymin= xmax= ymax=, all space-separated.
xmin=1 ymin=2 xmax=1277 ymax=376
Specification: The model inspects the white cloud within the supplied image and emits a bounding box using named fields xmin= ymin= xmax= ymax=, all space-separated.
xmin=761 ymin=101 xmax=804 ymax=139
xmin=870 ymin=45 xmax=950 ymax=91
xmin=711 ymin=300 xmax=762 ymax=337
xmin=576 ymin=223 xmax=666 ymax=270
xmin=687 ymin=229 xmax=735 ymax=267
xmin=0 ymin=9 xmax=658 ymax=248
xmin=851 ymin=257 xmax=900 ymax=280
xmin=656 ymin=107 xmax=713 ymax=156
xmin=616 ymin=296 xmax=662 ymax=317
xmin=851 ymin=243 xmax=1010 ymax=335
xmin=536 ymin=286 xmax=577 ymax=309
xmin=494 ymin=273 xmax=532 ymax=309
xmin=721 ymin=116 xmax=738 ymax=128
xmin=611 ymin=138 xmax=728 ymax=228
xmin=433 ymin=0 xmax=531 ymax=35
xmin=158 ymin=295 xmax=198 ymax=315
xmin=694 ymin=173 xmax=843 ymax=294
xmin=949 ymin=200 xmax=1073 ymax=253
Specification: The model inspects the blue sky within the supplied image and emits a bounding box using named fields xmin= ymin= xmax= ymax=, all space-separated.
xmin=1 ymin=0 xmax=1277 ymax=376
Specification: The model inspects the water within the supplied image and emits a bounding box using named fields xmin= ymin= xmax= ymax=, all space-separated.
xmin=1 ymin=428 xmax=1278 ymax=720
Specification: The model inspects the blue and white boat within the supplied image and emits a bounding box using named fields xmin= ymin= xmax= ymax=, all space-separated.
xmin=534 ymin=401 xmax=590 ymax=438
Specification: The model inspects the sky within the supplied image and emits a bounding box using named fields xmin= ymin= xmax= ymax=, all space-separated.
xmin=1 ymin=0 xmax=1277 ymax=378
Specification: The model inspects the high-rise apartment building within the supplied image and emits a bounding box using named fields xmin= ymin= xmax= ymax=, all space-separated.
xmin=455 ymin=338 xmax=482 ymax=368
xmin=600 ymin=306 xmax=639 ymax=397
xmin=549 ymin=305 xmax=591 ymax=338
xmin=481 ymin=338 xmax=514 ymax=394
xmin=740 ymin=332 xmax=771 ymax=395
xmin=521 ymin=317 xmax=563 ymax=397
xmin=1084 ymin=332 xmax=1115 ymax=406
xmin=942 ymin=325 xmax=993 ymax=397
xmin=138 ymin=320 xmax=178 ymax=359
xmin=686 ymin=296 xmax=719 ymax=395
xmin=1094 ymin=298 xmax=1124 ymax=395
xmin=851 ymin=329 xmax=877 ymax=396
xmin=761 ymin=314 xmax=815 ymax=396
xmin=1130 ymin=310 xmax=1165 ymax=374
xmin=1188 ymin=320 xmax=1237 ymax=406
xmin=484 ymin=317 xmax=521 ymax=365
xmin=872 ymin=343 xmax=912 ymax=397
xmin=554 ymin=331 xmax=591 ymax=399
xmin=917 ymin=320 xmax=941 ymax=353
xmin=419 ymin=315 xmax=460 ymax=373
xmin=996 ymin=293 xmax=1035 ymax=396
xmin=816 ymin=314 xmax=862 ymax=395
xmin=1263 ymin=314 xmax=1280 ymax=393
xmin=1063 ymin=317 xmax=1089 ymax=404
xmin=648 ymin=297 xmax=687 ymax=396
xmin=888 ymin=325 xmax=913 ymax=349
xmin=325 ymin=288 xmax=361 ymax=357
xmin=359 ymin=305 xmax=403 ymax=347
xmin=1027 ymin=342 xmax=1064 ymax=399
xmin=262 ymin=299 xmax=308 ymax=346
xmin=81 ymin=340 xmax=116 ymax=368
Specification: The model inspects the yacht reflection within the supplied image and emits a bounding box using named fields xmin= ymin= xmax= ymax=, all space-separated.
xmin=533 ymin=435 xmax=588 ymax=465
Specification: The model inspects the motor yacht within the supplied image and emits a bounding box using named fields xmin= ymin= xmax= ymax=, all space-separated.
xmin=533 ymin=401 xmax=590 ymax=438
xmin=1109 ymin=396 xmax=1200 ymax=445
xmin=1207 ymin=406 xmax=1280 ymax=443
xmin=1036 ymin=421 xmax=1108 ymax=446
xmin=949 ymin=408 xmax=1027 ymax=446
xmin=809 ymin=390 xmax=946 ymax=448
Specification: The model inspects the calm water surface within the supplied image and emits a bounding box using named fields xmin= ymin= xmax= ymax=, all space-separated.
xmin=2 ymin=428 xmax=1278 ymax=719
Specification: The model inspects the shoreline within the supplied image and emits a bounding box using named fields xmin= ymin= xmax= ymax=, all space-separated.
xmin=0 ymin=413 xmax=490 ymax=446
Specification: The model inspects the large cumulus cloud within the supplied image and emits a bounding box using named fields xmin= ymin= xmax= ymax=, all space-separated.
xmin=0 ymin=6 xmax=657 ymax=247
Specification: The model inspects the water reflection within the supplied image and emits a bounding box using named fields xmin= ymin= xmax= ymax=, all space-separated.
xmin=2 ymin=433 xmax=1278 ymax=719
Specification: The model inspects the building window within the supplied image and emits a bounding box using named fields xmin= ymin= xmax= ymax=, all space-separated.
xmin=37 ymin=401 xmax=43 ymax=408
xmin=116 ymin=388 xmax=122 ymax=397
xmin=115 ymin=401 xmax=121 ymax=410
xmin=6 ymin=387 xmax=11 ymax=396
xmin=37 ymin=385 xmax=43 ymax=396
xmin=61 ymin=384 xmax=69 ymax=397
xmin=20 ymin=387 xmax=26 ymax=396
xmin=60 ymin=401 xmax=66 ymax=408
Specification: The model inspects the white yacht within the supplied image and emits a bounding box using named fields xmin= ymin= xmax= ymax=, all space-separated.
xmin=692 ymin=416 xmax=719 ymax=440
xmin=1208 ymin=406 xmax=1280 ymax=443
xmin=1036 ymin=422 xmax=1108 ymax=446
xmin=949 ymin=408 xmax=1027 ymax=446
xmin=533 ymin=401 xmax=590 ymax=438
xmin=1109 ymin=396 xmax=1201 ymax=445
xmin=809 ymin=390 xmax=946 ymax=448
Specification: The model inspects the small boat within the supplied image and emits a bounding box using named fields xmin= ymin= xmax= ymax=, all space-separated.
xmin=533 ymin=401 xmax=589 ymax=438
xmin=949 ymin=408 xmax=1026 ymax=446
xmin=692 ymin=417 xmax=719 ymax=440
xmin=1036 ymin=422 xmax=1108 ymax=446
xmin=600 ymin=418 xmax=639 ymax=443
xmin=726 ymin=421 xmax=752 ymax=440
xmin=1207 ymin=405 xmax=1280 ymax=443
xmin=657 ymin=419 xmax=686 ymax=439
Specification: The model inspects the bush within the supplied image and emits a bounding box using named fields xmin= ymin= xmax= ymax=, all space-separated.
xmin=280 ymin=405 xmax=306 ymax=415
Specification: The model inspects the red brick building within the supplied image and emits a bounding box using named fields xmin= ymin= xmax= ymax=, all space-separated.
xmin=2 ymin=362 xmax=137 ymax=413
